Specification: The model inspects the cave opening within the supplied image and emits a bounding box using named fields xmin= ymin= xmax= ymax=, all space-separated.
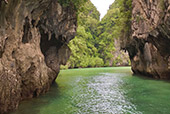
xmin=40 ymin=32 xmax=64 ymax=57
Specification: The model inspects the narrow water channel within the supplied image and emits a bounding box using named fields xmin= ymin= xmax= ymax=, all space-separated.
xmin=11 ymin=67 xmax=170 ymax=114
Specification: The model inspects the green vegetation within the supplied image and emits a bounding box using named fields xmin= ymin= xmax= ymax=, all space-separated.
xmin=66 ymin=0 xmax=102 ymax=68
xmin=159 ymin=0 xmax=165 ymax=11
xmin=61 ymin=0 xmax=132 ymax=69
xmin=58 ymin=0 xmax=87 ymax=11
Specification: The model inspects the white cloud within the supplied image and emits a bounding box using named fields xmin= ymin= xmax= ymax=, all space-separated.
xmin=90 ymin=0 xmax=115 ymax=19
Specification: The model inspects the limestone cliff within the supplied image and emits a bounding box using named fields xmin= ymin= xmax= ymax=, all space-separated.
xmin=0 ymin=0 xmax=77 ymax=113
xmin=125 ymin=0 xmax=170 ymax=79
xmin=111 ymin=38 xmax=130 ymax=66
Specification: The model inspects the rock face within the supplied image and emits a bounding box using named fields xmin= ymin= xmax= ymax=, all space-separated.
xmin=0 ymin=0 xmax=77 ymax=113
xmin=111 ymin=39 xmax=130 ymax=66
xmin=126 ymin=0 xmax=170 ymax=79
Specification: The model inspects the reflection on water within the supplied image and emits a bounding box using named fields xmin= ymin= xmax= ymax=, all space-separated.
xmin=11 ymin=67 xmax=170 ymax=114
xmin=71 ymin=73 xmax=140 ymax=114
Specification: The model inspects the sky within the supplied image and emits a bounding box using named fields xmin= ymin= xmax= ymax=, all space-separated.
xmin=91 ymin=0 xmax=115 ymax=19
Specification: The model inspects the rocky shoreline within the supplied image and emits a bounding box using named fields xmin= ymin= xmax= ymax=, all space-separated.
xmin=0 ymin=0 xmax=76 ymax=113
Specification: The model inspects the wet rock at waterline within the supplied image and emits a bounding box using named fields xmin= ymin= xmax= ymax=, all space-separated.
xmin=0 ymin=0 xmax=76 ymax=113
xmin=124 ymin=0 xmax=170 ymax=79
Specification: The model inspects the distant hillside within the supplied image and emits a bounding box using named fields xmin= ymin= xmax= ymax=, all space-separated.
xmin=61 ymin=0 xmax=132 ymax=69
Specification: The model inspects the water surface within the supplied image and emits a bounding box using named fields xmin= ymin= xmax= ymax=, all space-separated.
xmin=11 ymin=67 xmax=170 ymax=114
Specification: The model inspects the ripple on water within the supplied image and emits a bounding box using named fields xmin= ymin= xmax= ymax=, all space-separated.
xmin=71 ymin=73 xmax=142 ymax=114
xmin=10 ymin=67 xmax=170 ymax=114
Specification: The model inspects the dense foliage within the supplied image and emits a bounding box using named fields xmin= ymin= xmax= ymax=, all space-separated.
xmin=61 ymin=0 xmax=132 ymax=69
xmin=96 ymin=0 xmax=132 ymax=66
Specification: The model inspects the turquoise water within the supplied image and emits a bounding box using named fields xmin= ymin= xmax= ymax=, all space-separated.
xmin=11 ymin=67 xmax=170 ymax=114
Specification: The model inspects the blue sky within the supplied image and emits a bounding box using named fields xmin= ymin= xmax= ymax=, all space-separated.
xmin=91 ymin=0 xmax=115 ymax=19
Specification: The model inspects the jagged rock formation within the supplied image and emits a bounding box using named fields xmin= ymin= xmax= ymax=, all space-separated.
xmin=0 ymin=0 xmax=77 ymax=113
xmin=111 ymin=39 xmax=130 ymax=66
xmin=125 ymin=0 xmax=170 ymax=79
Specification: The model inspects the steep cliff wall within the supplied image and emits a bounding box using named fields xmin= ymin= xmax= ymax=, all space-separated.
xmin=0 ymin=0 xmax=77 ymax=113
xmin=126 ymin=0 xmax=170 ymax=79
